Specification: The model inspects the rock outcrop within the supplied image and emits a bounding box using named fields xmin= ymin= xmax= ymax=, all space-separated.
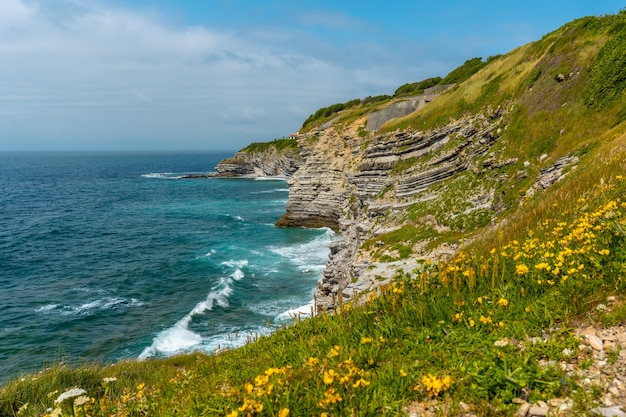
xmin=213 ymin=145 xmax=302 ymax=178
xmin=275 ymin=106 xmax=509 ymax=310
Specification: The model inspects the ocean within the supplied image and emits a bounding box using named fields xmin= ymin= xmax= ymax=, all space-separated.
xmin=0 ymin=151 xmax=333 ymax=383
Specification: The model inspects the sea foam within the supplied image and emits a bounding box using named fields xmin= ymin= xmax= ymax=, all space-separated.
xmin=139 ymin=267 xmax=244 ymax=359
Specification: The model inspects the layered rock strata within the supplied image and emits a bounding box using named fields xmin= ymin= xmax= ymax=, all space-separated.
xmin=212 ymin=146 xmax=302 ymax=178
xmin=276 ymin=108 xmax=508 ymax=310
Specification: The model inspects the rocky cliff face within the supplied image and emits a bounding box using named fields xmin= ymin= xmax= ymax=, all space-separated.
xmin=276 ymin=107 xmax=513 ymax=309
xmin=213 ymin=146 xmax=302 ymax=178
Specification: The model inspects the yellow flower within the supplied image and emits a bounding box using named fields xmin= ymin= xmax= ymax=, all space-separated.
xmin=525 ymin=306 xmax=531 ymax=313
xmin=278 ymin=408 xmax=290 ymax=417
xmin=352 ymin=378 xmax=370 ymax=388
xmin=497 ymin=298 xmax=508 ymax=307
xmin=400 ymin=369 xmax=408 ymax=377
xmin=515 ymin=264 xmax=529 ymax=275
xmin=476 ymin=297 xmax=483 ymax=304
xmin=360 ymin=337 xmax=373 ymax=344
xmin=535 ymin=262 xmax=550 ymax=271
xmin=328 ymin=345 xmax=340 ymax=357
xmin=468 ymin=317 xmax=475 ymax=327
xmin=598 ymin=249 xmax=610 ymax=256
xmin=226 ymin=411 xmax=238 ymax=417
xmin=479 ymin=315 xmax=492 ymax=325
xmin=323 ymin=370 xmax=337 ymax=385
xmin=305 ymin=357 xmax=319 ymax=367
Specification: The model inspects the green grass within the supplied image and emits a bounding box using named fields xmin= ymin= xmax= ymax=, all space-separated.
xmin=4 ymin=138 xmax=624 ymax=415
xmin=242 ymin=138 xmax=299 ymax=154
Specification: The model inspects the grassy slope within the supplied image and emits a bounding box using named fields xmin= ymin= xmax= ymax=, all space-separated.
xmin=3 ymin=13 xmax=626 ymax=417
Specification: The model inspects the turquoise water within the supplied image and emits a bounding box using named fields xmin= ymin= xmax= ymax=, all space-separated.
xmin=0 ymin=152 xmax=332 ymax=383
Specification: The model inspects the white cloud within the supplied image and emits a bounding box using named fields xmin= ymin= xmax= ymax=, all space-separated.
xmin=0 ymin=0 xmax=474 ymax=150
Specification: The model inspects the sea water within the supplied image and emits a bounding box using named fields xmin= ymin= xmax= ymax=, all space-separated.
xmin=0 ymin=151 xmax=332 ymax=383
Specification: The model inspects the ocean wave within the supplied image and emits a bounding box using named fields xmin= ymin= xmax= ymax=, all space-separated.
xmin=253 ymin=177 xmax=288 ymax=181
xmin=140 ymin=172 xmax=183 ymax=179
xmin=270 ymin=228 xmax=334 ymax=269
xmin=250 ymin=188 xmax=289 ymax=194
xmin=275 ymin=302 xmax=315 ymax=322
xmin=36 ymin=297 xmax=146 ymax=316
xmin=139 ymin=270 xmax=243 ymax=359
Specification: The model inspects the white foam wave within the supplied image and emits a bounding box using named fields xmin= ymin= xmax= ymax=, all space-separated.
xmin=275 ymin=302 xmax=315 ymax=321
xmin=36 ymin=297 xmax=146 ymax=316
xmin=270 ymin=228 xmax=334 ymax=270
xmin=250 ymin=188 xmax=289 ymax=194
xmin=139 ymin=273 xmax=240 ymax=359
xmin=254 ymin=177 xmax=288 ymax=181
xmin=221 ymin=259 xmax=249 ymax=269
xmin=141 ymin=172 xmax=183 ymax=179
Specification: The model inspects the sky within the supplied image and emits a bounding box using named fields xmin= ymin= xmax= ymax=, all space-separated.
xmin=0 ymin=1 xmax=624 ymax=151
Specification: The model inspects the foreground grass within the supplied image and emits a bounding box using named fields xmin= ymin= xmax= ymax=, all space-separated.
xmin=2 ymin=158 xmax=625 ymax=415
xmin=3 ymin=135 xmax=626 ymax=417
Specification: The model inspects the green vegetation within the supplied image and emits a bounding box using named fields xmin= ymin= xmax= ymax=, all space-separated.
xmin=394 ymin=77 xmax=442 ymax=97
xmin=242 ymin=138 xmax=299 ymax=154
xmin=584 ymin=12 xmax=626 ymax=108
xmin=439 ymin=57 xmax=488 ymax=85
xmin=2 ymin=147 xmax=624 ymax=415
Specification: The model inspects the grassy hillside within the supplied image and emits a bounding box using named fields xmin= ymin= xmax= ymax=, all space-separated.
xmin=2 ymin=12 xmax=626 ymax=417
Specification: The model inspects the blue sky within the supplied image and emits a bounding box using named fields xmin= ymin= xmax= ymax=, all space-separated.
xmin=0 ymin=1 xmax=623 ymax=151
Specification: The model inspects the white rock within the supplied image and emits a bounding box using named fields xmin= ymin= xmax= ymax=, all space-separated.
xmin=590 ymin=406 xmax=626 ymax=417
xmin=528 ymin=405 xmax=548 ymax=416
xmin=588 ymin=335 xmax=604 ymax=351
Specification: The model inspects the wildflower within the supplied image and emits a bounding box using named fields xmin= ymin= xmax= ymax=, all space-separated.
xmin=352 ymin=378 xmax=370 ymax=388
xmin=525 ymin=306 xmax=531 ymax=313
xmin=244 ymin=383 xmax=253 ymax=394
xmin=420 ymin=374 xmax=453 ymax=397
xmin=497 ymin=298 xmax=508 ymax=307
xmin=226 ymin=411 xmax=238 ymax=417
xmin=323 ymin=370 xmax=338 ymax=385
xmin=400 ymin=369 xmax=408 ymax=377
xmin=453 ymin=312 xmax=463 ymax=322
xmin=54 ymin=388 xmax=87 ymax=404
xmin=468 ymin=317 xmax=475 ymax=327
xmin=102 ymin=377 xmax=117 ymax=384
xmin=535 ymin=262 xmax=550 ymax=271
xmin=476 ymin=297 xmax=483 ymax=304
xmin=598 ymin=249 xmax=610 ymax=256
xmin=328 ymin=345 xmax=340 ymax=357
xmin=360 ymin=337 xmax=373 ymax=344
xmin=305 ymin=357 xmax=319 ymax=367
xmin=515 ymin=264 xmax=529 ymax=275
xmin=479 ymin=315 xmax=492 ymax=325
xmin=74 ymin=396 xmax=90 ymax=407
xmin=379 ymin=336 xmax=387 ymax=343
xmin=278 ymin=408 xmax=290 ymax=417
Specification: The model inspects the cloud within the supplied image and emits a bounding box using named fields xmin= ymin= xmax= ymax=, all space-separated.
xmin=0 ymin=0 xmax=487 ymax=150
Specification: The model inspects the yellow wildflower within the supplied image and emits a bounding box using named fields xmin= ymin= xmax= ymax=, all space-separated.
xmin=360 ymin=337 xmax=373 ymax=344
xmin=323 ymin=370 xmax=338 ymax=385
xmin=515 ymin=264 xmax=529 ymax=275
xmin=352 ymin=378 xmax=370 ymax=388
xmin=278 ymin=408 xmax=290 ymax=417
xmin=497 ymin=298 xmax=508 ymax=307
xmin=305 ymin=357 xmax=319 ymax=367
xmin=400 ymin=369 xmax=408 ymax=377
xmin=468 ymin=317 xmax=475 ymax=327
xmin=598 ymin=249 xmax=610 ymax=256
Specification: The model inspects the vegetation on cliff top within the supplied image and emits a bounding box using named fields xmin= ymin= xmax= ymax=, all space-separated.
xmin=2 ymin=11 xmax=626 ymax=417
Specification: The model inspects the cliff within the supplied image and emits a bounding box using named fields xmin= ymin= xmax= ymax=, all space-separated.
xmin=212 ymin=138 xmax=302 ymax=178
